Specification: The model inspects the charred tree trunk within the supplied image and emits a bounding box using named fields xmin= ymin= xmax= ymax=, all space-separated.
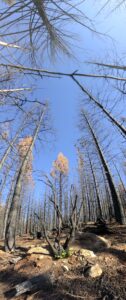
xmin=3 ymin=173 xmax=17 ymax=239
xmin=59 ymin=172 xmax=63 ymax=214
xmin=88 ymin=154 xmax=103 ymax=218
xmin=82 ymin=111 xmax=126 ymax=225
xmin=4 ymin=107 xmax=46 ymax=251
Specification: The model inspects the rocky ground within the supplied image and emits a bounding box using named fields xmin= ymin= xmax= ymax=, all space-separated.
xmin=0 ymin=224 xmax=126 ymax=300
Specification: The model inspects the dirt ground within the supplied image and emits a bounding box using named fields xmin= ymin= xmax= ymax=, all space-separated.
xmin=0 ymin=224 xmax=126 ymax=300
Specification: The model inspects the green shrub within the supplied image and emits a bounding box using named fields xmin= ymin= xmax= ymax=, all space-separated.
xmin=54 ymin=249 xmax=70 ymax=259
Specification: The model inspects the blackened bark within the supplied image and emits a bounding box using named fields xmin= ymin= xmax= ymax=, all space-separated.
xmin=82 ymin=111 xmax=126 ymax=225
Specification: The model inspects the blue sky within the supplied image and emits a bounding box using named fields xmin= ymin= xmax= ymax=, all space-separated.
xmin=30 ymin=2 xmax=126 ymax=196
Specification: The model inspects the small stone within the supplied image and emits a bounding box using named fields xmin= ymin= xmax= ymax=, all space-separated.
xmin=84 ymin=263 xmax=102 ymax=278
xmin=62 ymin=265 xmax=69 ymax=272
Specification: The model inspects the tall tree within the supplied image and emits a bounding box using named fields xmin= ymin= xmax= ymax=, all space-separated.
xmin=80 ymin=110 xmax=126 ymax=224
xmin=51 ymin=152 xmax=69 ymax=214
xmin=5 ymin=105 xmax=47 ymax=251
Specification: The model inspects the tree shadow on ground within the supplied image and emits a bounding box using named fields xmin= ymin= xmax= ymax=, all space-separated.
xmin=103 ymin=247 xmax=126 ymax=263
xmin=0 ymin=267 xmax=101 ymax=300
xmin=0 ymin=253 xmax=125 ymax=300
xmin=0 ymin=267 xmax=54 ymax=299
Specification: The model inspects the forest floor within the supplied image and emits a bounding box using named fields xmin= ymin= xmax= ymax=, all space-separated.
xmin=0 ymin=224 xmax=126 ymax=300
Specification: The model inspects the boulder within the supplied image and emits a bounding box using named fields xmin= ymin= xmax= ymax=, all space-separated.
xmin=84 ymin=263 xmax=102 ymax=278
xmin=27 ymin=246 xmax=50 ymax=255
xmin=70 ymin=232 xmax=110 ymax=251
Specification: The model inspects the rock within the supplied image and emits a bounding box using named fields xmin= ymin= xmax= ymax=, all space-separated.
xmin=70 ymin=232 xmax=110 ymax=251
xmin=27 ymin=246 xmax=50 ymax=255
xmin=84 ymin=263 xmax=102 ymax=278
xmin=69 ymin=245 xmax=81 ymax=252
xmin=62 ymin=265 xmax=69 ymax=272
xmin=78 ymin=249 xmax=96 ymax=258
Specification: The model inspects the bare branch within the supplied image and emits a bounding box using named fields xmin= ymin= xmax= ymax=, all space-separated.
xmin=0 ymin=88 xmax=31 ymax=93
xmin=0 ymin=40 xmax=26 ymax=50
xmin=72 ymin=76 xmax=126 ymax=137
xmin=1 ymin=63 xmax=126 ymax=81
xmin=88 ymin=61 xmax=126 ymax=71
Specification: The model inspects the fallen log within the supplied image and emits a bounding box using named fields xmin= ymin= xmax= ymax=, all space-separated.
xmin=4 ymin=273 xmax=54 ymax=297
xmin=9 ymin=256 xmax=22 ymax=265
xmin=14 ymin=280 xmax=33 ymax=297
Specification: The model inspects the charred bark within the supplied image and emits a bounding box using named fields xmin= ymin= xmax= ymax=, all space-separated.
xmin=81 ymin=111 xmax=126 ymax=225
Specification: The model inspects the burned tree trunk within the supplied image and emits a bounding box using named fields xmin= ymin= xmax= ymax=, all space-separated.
xmin=88 ymin=154 xmax=103 ymax=218
xmin=4 ymin=107 xmax=46 ymax=251
xmin=81 ymin=110 xmax=126 ymax=225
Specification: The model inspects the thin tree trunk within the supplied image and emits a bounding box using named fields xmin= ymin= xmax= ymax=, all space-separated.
xmin=88 ymin=154 xmax=103 ymax=218
xmin=0 ymin=164 xmax=12 ymax=203
xmin=3 ymin=172 xmax=17 ymax=239
xmin=59 ymin=172 xmax=63 ymax=214
xmin=25 ymin=198 xmax=31 ymax=234
xmin=84 ymin=174 xmax=91 ymax=221
xmin=4 ymin=106 xmax=46 ymax=251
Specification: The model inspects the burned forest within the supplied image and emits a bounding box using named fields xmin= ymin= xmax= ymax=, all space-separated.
xmin=0 ymin=1 xmax=126 ymax=299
